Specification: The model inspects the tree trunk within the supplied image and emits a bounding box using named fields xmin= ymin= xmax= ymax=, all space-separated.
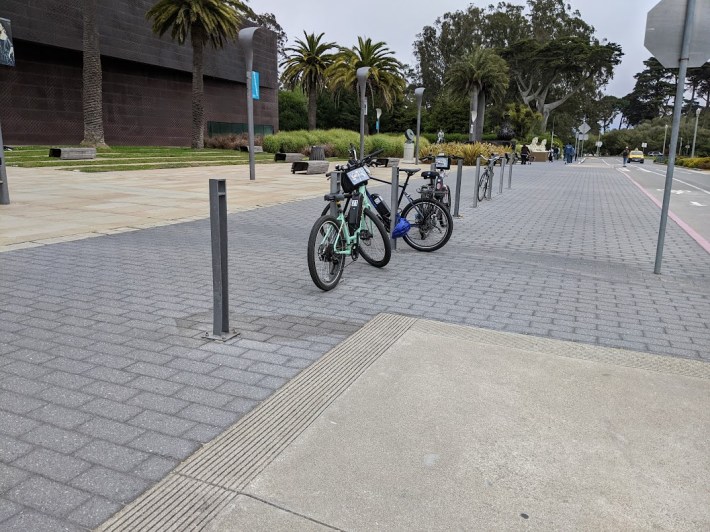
xmin=81 ymin=0 xmax=107 ymax=147
xmin=308 ymin=89 xmax=317 ymax=130
xmin=475 ymin=92 xmax=486 ymax=142
xmin=191 ymin=28 xmax=205 ymax=149
xmin=469 ymin=86 xmax=479 ymax=142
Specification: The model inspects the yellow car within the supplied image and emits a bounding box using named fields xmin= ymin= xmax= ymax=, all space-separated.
xmin=628 ymin=150 xmax=645 ymax=163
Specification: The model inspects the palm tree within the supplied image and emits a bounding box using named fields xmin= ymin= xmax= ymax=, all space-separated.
xmin=147 ymin=0 xmax=252 ymax=148
xmin=81 ymin=0 xmax=107 ymax=147
xmin=280 ymin=32 xmax=335 ymax=131
xmin=445 ymin=47 xmax=509 ymax=141
xmin=328 ymin=37 xmax=405 ymax=116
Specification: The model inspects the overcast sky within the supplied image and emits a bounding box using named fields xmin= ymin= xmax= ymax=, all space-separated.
xmin=255 ymin=0 xmax=662 ymax=97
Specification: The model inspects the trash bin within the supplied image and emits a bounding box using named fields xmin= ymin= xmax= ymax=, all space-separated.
xmin=403 ymin=143 xmax=414 ymax=162
xmin=310 ymin=146 xmax=326 ymax=161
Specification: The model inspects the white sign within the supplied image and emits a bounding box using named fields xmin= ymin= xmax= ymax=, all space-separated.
xmin=645 ymin=0 xmax=710 ymax=68
xmin=579 ymin=122 xmax=591 ymax=134
xmin=595 ymin=141 xmax=603 ymax=147
xmin=642 ymin=142 xmax=648 ymax=148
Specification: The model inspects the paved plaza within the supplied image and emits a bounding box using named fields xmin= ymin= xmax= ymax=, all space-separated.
xmin=0 ymin=159 xmax=708 ymax=530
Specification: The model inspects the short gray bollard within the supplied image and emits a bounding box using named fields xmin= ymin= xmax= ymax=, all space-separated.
xmin=499 ymin=157 xmax=506 ymax=194
xmin=0 ymin=118 xmax=9 ymax=205
xmin=206 ymin=179 xmax=237 ymax=341
xmin=473 ymin=156 xmax=481 ymax=208
xmin=508 ymin=155 xmax=513 ymax=189
xmin=390 ymin=166 xmax=399 ymax=250
xmin=329 ymin=170 xmax=340 ymax=218
xmin=453 ymin=158 xmax=463 ymax=217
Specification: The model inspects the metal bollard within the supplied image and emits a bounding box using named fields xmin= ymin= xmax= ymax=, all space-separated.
xmin=329 ymin=171 xmax=340 ymax=218
xmin=473 ymin=156 xmax=481 ymax=208
xmin=508 ymin=156 xmax=513 ymax=189
xmin=207 ymin=179 xmax=236 ymax=341
xmin=487 ymin=161 xmax=493 ymax=200
xmin=453 ymin=158 xmax=463 ymax=217
xmin=0 ymin=118 xmax=9 ymax=205
xmin=390 ymin=166 xmax=399 ymax=250
xmin=499 ymin=157 xmax=506 ymax=194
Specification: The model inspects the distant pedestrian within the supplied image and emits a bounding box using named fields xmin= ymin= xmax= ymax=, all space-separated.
xmin=520 ymin=144 xmax=530 ymax=164
xmin=564 ymin=143 xmax=574 ymax=164
xmin=553 ymin=146 xmax=559 ymax=160
xmin=622 ymin=146 xmax=629 ymax=167
xmin=548 ymin=148 xmax=554 ymax=162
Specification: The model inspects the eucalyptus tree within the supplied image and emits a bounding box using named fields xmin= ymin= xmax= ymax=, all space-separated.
xmin=147 ymin=0 xmax=253 ymax=148
xmin=328 ymin=37 xmax=406 ymax=116
xmin=280 ymin=32 xmax=336 ymax=130
xmin=445 ymin=47 xmax=509 ymax=141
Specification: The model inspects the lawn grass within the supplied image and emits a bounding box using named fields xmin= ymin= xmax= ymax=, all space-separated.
xmin=3 ymin=145 xmax=275 ymax=172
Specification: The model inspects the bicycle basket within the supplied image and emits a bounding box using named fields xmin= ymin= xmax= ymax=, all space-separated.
xmin=341 ymin=165 xmax=370 ymax=193
xmin=392 ymin=215 xmax=411 ymax=238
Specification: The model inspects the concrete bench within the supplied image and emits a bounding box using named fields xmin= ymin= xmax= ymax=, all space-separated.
xmin=49 ymin=147 xmax=96 ymax=160
xmin=239 ymin=145 xmax=263 ymax=153
xmin=372 ymin=157 xmax=400 ymax=168
xmin=291 ymin=160 xmax=329 ymax=175
xmin=275 ymin=152 xmax=304 ymax=163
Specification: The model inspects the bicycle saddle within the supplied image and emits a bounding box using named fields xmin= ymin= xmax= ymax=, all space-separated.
xmin=398 ymin=167 xmax=420 ymax=177
xmin=421 ymin=171 xmax=438 ymax=180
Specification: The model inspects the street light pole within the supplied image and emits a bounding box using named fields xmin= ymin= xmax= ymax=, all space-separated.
xmin=414 ymin=87 xmax=425 ymax=163
xmin=239 ymin=27 xmax=260 ymax=181
xmin=356 ymin=67 xmax=370 ymax=160
xmin=662 ymin=124 xmax=668 ymax=156
xmin=691 ymin=107 xmax=701 ymax=157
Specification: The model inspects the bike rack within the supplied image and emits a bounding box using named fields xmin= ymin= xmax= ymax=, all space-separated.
xmin=390 ymin=166 xmax=399 ymax=250
xmin=453 ymin=158 xmax=463 ymax=217
xmin=499 ymin=157 xmax=506 ymax=194
xmin=473 ymin=156 xmax=481 ymax=208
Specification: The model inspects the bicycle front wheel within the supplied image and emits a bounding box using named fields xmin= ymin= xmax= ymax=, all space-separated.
xmin=358 ymin=209 xmax=391 ymax=268
xmin=401 ymin=198 xmax=453 ymax=252
xmin=477 ymin=171 xmax=489 ymax=202
xmin=307 ymin=215 xmax=346 ymax=291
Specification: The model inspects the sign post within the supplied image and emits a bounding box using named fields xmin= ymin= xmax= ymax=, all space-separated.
xmin=414 ymin=88 xmax=425 ymax=163
xmin=357 ymin=67 xmax=370 ymax=161
xmin=645 ymin=0 xmax=710 ymax=273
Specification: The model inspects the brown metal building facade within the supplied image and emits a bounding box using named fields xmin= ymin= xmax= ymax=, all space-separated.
xmin=0 ymin=0 xmax=278 ymax=146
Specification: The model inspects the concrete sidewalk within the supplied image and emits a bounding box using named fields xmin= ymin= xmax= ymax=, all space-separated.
xmin=100 ymin=314 xmax=710 ymax=531
xmin=1 ymin=161 xmax=358 ymax=250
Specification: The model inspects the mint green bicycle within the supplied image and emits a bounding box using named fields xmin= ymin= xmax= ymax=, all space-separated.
xmin=307 ymin=151 xmax=391 ymax=291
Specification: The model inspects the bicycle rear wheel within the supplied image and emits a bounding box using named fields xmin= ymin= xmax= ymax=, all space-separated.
xmin=307 ymin=215 xmax=346 ymax=291
xmin=401 ymin=198 xmax=453 ymax=252
xmin=358 ymin=209 xmax=391 ymax=268
xmin=477 ymin=171 xmax=489 ymax=202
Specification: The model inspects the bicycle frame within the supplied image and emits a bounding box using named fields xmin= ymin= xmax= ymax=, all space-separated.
xmin=327 ymin=185 xmax=376 ymax=256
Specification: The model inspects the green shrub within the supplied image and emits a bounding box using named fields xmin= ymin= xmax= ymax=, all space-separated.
xmin=675 ymin=156 xmax=710 ymax=170
xmin=262 ymin=129 xmax=428 ymax=158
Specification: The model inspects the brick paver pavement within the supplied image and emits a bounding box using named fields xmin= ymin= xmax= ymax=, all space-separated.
xmin=0 ymin=161 xmax=708 ymax=530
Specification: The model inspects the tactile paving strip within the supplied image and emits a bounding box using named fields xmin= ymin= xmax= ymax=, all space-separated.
xmin=97 ymin=313 xmax=416 ymax=531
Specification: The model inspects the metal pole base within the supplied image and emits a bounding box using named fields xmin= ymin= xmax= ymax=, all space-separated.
xmin=203 ymin=330 xmax=240 ymax=342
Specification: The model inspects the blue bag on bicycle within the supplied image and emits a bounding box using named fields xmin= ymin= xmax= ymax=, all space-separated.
xmin=392 ymin=215 xmax=411 ymax=238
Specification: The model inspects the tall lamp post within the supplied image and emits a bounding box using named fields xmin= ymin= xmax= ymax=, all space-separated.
xmin=414 ymin=87 xmax=425 ymax=163
xmin=691 ymin=107 xmax=701 ymax=157
xmin=357 ymin=67 xmax=370 ymax=160
xmin=662 ymin=123 xmax=668 ymax=156
xmin=239 ymin=27 xmax=260 ymax=181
